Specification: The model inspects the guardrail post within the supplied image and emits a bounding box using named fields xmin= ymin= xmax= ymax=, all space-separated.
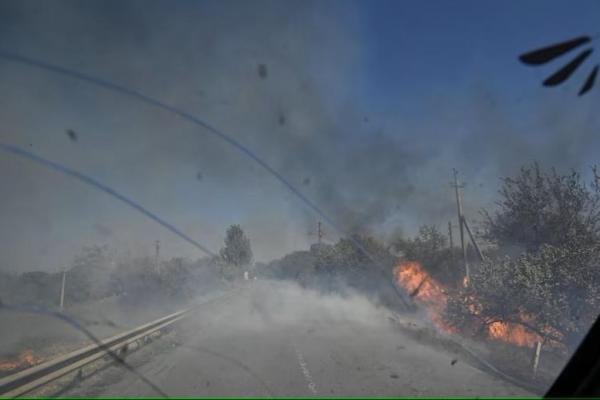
xmin=531 ymin=341 xmax=542 ymax=378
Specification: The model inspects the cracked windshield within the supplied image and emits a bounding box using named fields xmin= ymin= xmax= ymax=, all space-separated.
xmin=1 ymin=0 xmax=600 ymax=397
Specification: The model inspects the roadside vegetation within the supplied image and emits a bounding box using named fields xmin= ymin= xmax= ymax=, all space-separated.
xmin=0 ymin=224 xmax=254 ymax=308
xmin=2 ymin=163 xmax=598 ymax=388
xmin=446 ymin=163 xmax=600 ymax=351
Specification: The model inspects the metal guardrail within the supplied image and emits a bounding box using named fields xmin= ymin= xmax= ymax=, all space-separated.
xmin=0 ymin=289 xmax=243 ymax=398
xmin=0 ymin=308 xmax=187 ymax=398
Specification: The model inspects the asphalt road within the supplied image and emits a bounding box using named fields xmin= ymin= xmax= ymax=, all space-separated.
xmin=53 ymin=281 xmax=531 ymax=397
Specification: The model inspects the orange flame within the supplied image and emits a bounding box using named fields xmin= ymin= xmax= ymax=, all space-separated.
xmin=393 ymin=260 xmax=557 ymax=347
xmin=0 ymin=350 xmax=42 ymax=372
xmin=393 ymin=261 xmax=456 ymax=333
xmin=488 ymin=319 xmax=540 ymax=347
xmin=487 ymin=312 xmax=563 ymax=347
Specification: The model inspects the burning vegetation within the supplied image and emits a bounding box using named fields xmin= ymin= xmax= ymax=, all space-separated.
xmin=392 ymin=163 xmax=600 ymax=355
xmin=0 ymin=350 xmax=43 ymax=374
xmin=487 ymin=316 xmax=543 ymax=348
xmin=394 ymin=260 xmax=551 ymax=347
xmin=394 ymin=261 xmax=455 ymax=333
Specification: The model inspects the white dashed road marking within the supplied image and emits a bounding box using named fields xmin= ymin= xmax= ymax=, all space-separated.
xmin=292 ymin=341 xmax=318 ymax=395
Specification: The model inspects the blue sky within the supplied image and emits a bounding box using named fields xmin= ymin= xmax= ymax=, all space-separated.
xmin=360 ymin=0 xmax=600 ymax=110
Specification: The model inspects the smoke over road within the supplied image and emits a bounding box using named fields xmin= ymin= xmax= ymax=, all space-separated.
xmin=25 ymin=280 xmax=529 ymax=397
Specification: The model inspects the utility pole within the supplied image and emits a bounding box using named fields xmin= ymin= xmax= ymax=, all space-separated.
xmin=59 ymin=270 xmax=66 ymax=310
xmin=448 ymin=221 xmax=455 ymax=265
xmin=462 ymin=217 xmax=485 ymax=262
xmin=451 ymin=169 xmax=469 ymax=285
xmin=317 ymin=221 xmax=323 ymax=245
xmin=155 ymin=240 xmax=160 ymax=271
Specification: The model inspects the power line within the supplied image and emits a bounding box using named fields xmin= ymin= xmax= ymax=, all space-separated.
xmin=0 ymin=51 xmax=412 ymax=308
xmin=0 ymin=143 xmax=216 ymax=258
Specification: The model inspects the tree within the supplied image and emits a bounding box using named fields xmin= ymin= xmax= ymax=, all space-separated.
xmin=110 ymin=256 xmax=161 ymax=299
xmin=482 ymin=163 xmax=600 ymax=252
xmin=394 ymin=225 xmax=462 ymax=287
xmin=68 ymin=245 xmax=112 ymax=302
xmin=446 ymin=164 xmax=600 ymax=350
xmin=220 ymin=225 xmax=253 ymax=268
xmin=333 ymin=234 xmax=393 ymax=270
xmin=445 ymin=245 xmax=600 ymax=350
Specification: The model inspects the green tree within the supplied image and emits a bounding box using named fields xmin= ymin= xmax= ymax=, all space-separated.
xmin=447 ymin=164 xmax=600 ymax=350
xmin=220 ymin=225 xmax=253 ymax=268
xmin=482 ymin=163 xmax=600 ymax=252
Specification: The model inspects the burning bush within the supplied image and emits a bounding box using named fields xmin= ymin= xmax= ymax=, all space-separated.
xmin=393 ymin=261 xmax=455 ymax=332
xmin=415 ymin=164 xmax=600 ymax=351
xmin=394 ymin=259 xmax=559 ymax=348
xmin=393 ymin=225 xmax=464 ymax=288
xmin=475 ymin=164 xmax=600 ymax=350
xmin=445 ymin=245 xmax=600 ymax=351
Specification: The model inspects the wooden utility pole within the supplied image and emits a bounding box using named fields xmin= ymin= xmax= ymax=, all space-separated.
xmin=59 ymin=270 xmax=66 ymax=310
xmin=155 ymin=240 xmax=160 ymax=271
xmin=317 ymin=221 xmax=323 ymax=245
xmin=451 ymin=169 xmax=469 ymax=284
xmin=448 ymin=221 xmax=455 ymax=265
xmin=462 ymin=217 xmax=485 ymax=261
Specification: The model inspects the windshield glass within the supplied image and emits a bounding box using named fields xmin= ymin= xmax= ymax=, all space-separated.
xmin=1 ymin=0 xmax=600 ymax=397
